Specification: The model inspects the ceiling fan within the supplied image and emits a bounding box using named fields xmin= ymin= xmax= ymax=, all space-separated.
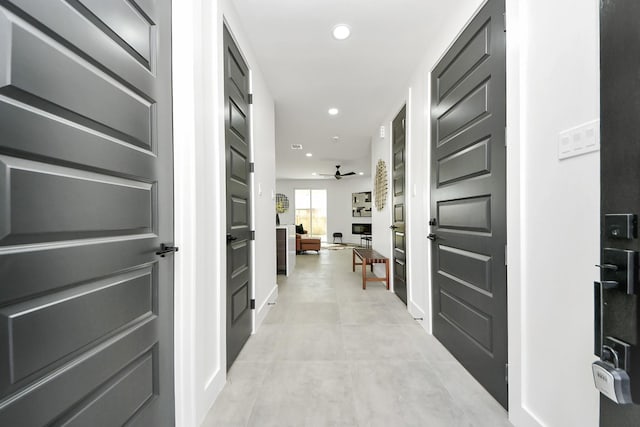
xmin=320 ymin=165 xmax=356 ymax=180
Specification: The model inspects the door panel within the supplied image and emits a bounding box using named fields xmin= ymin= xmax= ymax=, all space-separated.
xmin=392 ymin=106 xmax=407 ymax=305
xmin=224 ymin=26 xmax=253 ymax=369
xmin=430 ymin=0 xmax=507 ymax=408
xmin=0 ymin=1 xmax=174 ymax=425
xmin=599 ymin=1 xmax=640 ymax=424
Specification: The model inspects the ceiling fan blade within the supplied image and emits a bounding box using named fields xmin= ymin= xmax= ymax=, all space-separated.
xmin=318 ymin=173 xmax=334 ymax=176
xmin=342 ymin=172 xmax=356 ymax=176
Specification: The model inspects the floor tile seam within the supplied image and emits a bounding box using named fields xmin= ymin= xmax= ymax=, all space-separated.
xmin=345 ymin=359 xmax=366 ymax=427
xmin=215 ymin=364 xmax=271 ymax=427
xmin=426 ymin=361 xmax=480 ymax=413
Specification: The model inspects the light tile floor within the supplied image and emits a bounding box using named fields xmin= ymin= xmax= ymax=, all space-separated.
xmin=202 ymin=247 xmax=512 ymax=427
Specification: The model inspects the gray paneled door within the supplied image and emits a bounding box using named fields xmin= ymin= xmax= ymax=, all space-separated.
xmin=599 ymin=0 xmax=640 ymax=424
xmin=0 ymin=0 xmax=175 ymax=425
xmin=224 ymin=26 xmax=253 ymax=369
xmin=392 ymin=106 xmax=407 ymax=305
xmin=430 ymin=0 xmax=507 ymax=408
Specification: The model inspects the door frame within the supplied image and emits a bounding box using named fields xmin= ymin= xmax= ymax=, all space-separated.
xmin=382 ymin=100 xmax=412 ymax=296
xmin=171 ymin=7 xmax=258 ymax=426
xmin=171 ymin=0 xmax=530 ymax=425
xmin=425 ymin=0 xmax=526 ymax=421
xmin=390 ymin=104 xmax=408 ymax=304
xmin=503 ymin=0 xmax=527 ymax=423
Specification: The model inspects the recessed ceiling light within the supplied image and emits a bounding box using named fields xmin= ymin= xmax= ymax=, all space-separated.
xmin=332 ymin=136 xmax=339 ymax=142
xmin=328 ymin=108 xmax=339 ymax=115
xmin=311 ymin=172 xmax=317 ymax=176
xmin=359 ymin=172 xmax=364 ymax=175
xmin=332 ymin=24 xmax=351 ymax=40
xmin=306 ymin=153 xmax=313 ymax=157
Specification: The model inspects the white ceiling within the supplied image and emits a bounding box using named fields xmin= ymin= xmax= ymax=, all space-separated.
xmin=232 ymin=0 xmax=474 ymax=180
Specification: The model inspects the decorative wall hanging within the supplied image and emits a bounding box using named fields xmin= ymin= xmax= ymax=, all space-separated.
xmin=275 ymin=193 xmax=289 ymax=225
xmin=275 ymin=193 xmax=289 ymax=213
xmin=374 ymin=159 xmax=388 ymax=211
xmin=352 ymin=191 xmax=372 ymax=217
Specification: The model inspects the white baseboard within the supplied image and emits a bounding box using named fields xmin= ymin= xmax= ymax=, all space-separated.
xmin=255 ymin=283 xmax=278 ymax=330
xmin=511 ymin=405 xmax=545 ymax=427
xmin=408 ymin=299 xmax=424 ymax=318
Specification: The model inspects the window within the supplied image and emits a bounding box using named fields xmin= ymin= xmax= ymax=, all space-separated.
xmin=295 ymin=189 xmax=327 ymax=242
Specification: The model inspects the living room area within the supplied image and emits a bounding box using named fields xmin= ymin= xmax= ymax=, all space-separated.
xmin=275 ymin=176 xmax=374 ymax=271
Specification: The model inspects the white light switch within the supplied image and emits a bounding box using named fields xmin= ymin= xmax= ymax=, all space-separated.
xmin=558 ymin=119 xmax=600 ymax=160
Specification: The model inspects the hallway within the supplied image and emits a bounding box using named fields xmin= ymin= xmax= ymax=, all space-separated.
xmin=203 ymin=249 xmax=511 ymax=426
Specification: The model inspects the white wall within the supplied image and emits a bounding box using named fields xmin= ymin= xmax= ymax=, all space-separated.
xmin=509 ymin=0 xmax=600 ymax=425
xmin=173 ymin=0 xmax=277 ymax=425
xmin=371 ymin=121 xmax=393 ymax=286
xmin=276 ymin=177 xmax=372 ymax=245
xmin=372 ymin=0 xmax=601 ymax=426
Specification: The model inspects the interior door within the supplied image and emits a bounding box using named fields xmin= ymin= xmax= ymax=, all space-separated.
xmin=224 ymin=26 xmax=253 ymax=369
xmin=429 ymin=0 xmax=507 ymax=408
xmin=0 ymin=0 xmax=175 ymax=425
xmin=598 ymin=1 xmax=640 ymax=425
xmin=392 ymin=106 xmax=407 ymax=305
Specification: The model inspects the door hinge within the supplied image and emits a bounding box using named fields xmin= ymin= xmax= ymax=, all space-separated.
xmin=505 ymin=244 xmax=508 ymax=266
xmin=503 ymin=12 xmax=507 ymax=33
xmin=249 ymin=162 xmax=255 ymax=173
xmin=402 ymin=118 xmax=405 ymax=129
xmin=251 ymin=230 xmax=255 ymax=240
xmin=505 ymin=363 xmax=509 ymax=384
xmin=250 ymin=299 xmax=255 ymax=310
xmin=248 ymin=93 xmax=253 ymax=104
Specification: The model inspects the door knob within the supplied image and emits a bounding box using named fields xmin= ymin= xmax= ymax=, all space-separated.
xmin=227 ymin=234 xmax=238 ymax=243
xmin=389 ymin=225 xmax=398 ymax=230
xmin=427 ymin=233 xmax=438 ymax=241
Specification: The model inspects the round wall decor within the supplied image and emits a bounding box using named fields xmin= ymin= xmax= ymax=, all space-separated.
xmin=374 ymin=159 xmax=388 ymax=211
xmin=275 ymin=193 xmax=289 ymax=213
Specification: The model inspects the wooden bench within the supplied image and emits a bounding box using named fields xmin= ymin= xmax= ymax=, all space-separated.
xmin=352 ymin=248 xmax=390 ymax=290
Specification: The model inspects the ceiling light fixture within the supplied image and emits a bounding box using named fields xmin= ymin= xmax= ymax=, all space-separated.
xmin=359 ymin=172 xmax=364 ymax=175
xmin=306 ymin=153 xmax=313 ymax=157
xmin=332 ymin=24 xmax=351 ymax=40
xmin=328 ymin=108 xmax=339 ymax=115
xmin=332 ymin=136 xmax=339 ymax=142
xmin=312 ymin=172 xmax=317 ymax=176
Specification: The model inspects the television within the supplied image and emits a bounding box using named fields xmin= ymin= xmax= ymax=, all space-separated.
xmin=352 ymin=223 xmax=372 ymax=235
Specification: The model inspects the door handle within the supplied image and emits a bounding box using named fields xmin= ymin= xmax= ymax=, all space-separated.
xmin=427 ymin=233 xmax=438 ymax=241
xmin=596 ymin=264 xmax=619 ymax=271
xmin=156 ymin=243 xmax=179 ymax=257
xmin=594 ymin=280 xmax=620 ymax=357
xmin=389 ymin=225 xmax=398 ymax=230
xmin=227 ymin=234 xmax=238 ymax=243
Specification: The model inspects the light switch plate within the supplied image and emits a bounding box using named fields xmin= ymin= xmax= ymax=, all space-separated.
xmin=558 ymin=119 xmax=600 ymax=160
